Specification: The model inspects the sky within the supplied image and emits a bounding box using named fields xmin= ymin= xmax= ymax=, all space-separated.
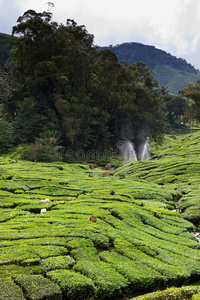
xmin=1 ymin=0 xmax=200 ymax=69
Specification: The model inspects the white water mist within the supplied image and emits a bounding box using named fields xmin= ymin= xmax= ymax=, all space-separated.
xmin=138 ymin=140 xmax=150 ymax=161
xmin=120 ymin=139 xmax=150 ymax=162
xmin=121 ymin=141 xmax=137 ymax=162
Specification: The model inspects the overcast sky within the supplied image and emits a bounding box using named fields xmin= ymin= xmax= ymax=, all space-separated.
xmin=1 ymin=0 xmax=200 ymax=69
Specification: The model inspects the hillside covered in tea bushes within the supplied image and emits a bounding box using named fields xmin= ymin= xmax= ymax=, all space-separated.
xmin=0 ymin=131 xmax=200 ymax=299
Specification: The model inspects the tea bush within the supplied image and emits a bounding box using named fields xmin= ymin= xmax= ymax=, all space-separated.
xmin=73 ymin=260 xmax=128 ymax=298
xmin=13 ymin=274 xmax=62 ymax=300
xmin=40 ymin=255 xmax=75 ymax=272
xmin=0 ymin=277 xmax=25 ymax=300
xmin=99 ymin=251 xmax=165 ymax=292
xmin=47 ymin=269 xmax=95 ymax=300
xmin=133 ymin=286 xmax=200 ymax=300
xmin=192 ymin=294 xmax=200 ymax=300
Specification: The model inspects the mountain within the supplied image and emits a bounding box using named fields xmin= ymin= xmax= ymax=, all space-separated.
xmin=100 ymin=42 xmax=200 ymax=94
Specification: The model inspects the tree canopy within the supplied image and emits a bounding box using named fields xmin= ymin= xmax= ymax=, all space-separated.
xmin=0 ymin=9 xmax=167 ymax=158
xmin=180 ymin=80 xmax=200 ymax=107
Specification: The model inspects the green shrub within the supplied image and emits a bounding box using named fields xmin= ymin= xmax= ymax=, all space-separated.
xmin=9 ymin=144 xmax=30 ymax=160
xmin=0 ymin=245 xmax=68 ymax=265
xmin=66 ymin=238 xmax=94 ymax=249
xmin=0 ymin=264 xmax=38 ymax=277
xmin=113 ymin=238 xmax=191 ymax=285
xmin=73 ymin=260 xmax=128 ymax=298
xmin=99 ymin=251 xmax=165 ymax=292
xmin=192 ymin=294 xmax=200 ymax=300
xmin=21 ymin=135 xmax=64 ymax=162
xmin=133 ymin=286 xmax=200 ymax=300
xmin=182 ymin=211 xmax=200 ymax=225
xmin=40 ymin=255 xmax=75 ymax=272
xmin=0 ymin=277 xmax=25 ymax=300
xmin=0 ymin=246 xmax=38 ymax=264
xmin=13 ymin=274 xmax=62 ymax=300
xmin=71 ymin=247 xmax=99 ymax=262
xmin=22 ymin=237 xmax=71 ymax=247
xmin=14 ymin=189 xmax=25 ymax=194
xmin=47 ymin=269 xmax=95 ymax=299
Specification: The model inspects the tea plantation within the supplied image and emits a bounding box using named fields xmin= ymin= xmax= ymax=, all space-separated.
xmin=1 ymin=132 xmax=200 ymax=299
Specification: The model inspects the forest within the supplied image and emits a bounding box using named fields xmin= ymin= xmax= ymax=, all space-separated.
xmin=0 ymin=9 xmax=199 ymax=162
xmin=103 ymin=42 xmax=198 ymax=74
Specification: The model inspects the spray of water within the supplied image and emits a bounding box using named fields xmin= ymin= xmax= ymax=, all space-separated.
xmin=138 ymin=140 xmax=150 ymax=161
xmin=119 ymin=140 xmax=150 ymax=162
xmin=121 ymin=141 xmax=137 ymax=162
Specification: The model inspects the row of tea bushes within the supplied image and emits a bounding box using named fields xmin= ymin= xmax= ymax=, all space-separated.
xmin=99 ymin=251 xmax=165 ymax=293
xmin=13 ymin=274 xmax=62 ymax=300
xmin=113 ymin=238 xmax=199 ymax=285
xmin=0 ymin=277 xmax=26 ymax=300
xmin=0 ymin=145 xmax=200 ymax=299
xmin=47 ymin=269 xmax=95 ymax=300
xmin=73 ymin=259 xmax=128 ymax=298
xmin=132 ymin=285 xmax=200 ymax=300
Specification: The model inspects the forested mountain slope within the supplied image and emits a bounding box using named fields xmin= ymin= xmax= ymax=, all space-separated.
xmin=101 ymin=43 xmax=200 ymax=94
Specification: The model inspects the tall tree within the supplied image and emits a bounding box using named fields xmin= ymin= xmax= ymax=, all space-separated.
xmin=9 ymin=9 xmax=167 ymax=155
xmin=11 ymin=10 xmax=99 ymax=147
xmin=180 ymin=80 xmax=200 ymax=107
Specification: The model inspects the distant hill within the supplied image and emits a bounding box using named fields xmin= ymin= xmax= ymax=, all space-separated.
xmin=100 ymin=43 xmax=200 ymax=94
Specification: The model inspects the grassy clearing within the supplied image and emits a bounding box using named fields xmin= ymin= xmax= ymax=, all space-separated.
xmin=1 ymin=131 xmax=200 ymax=298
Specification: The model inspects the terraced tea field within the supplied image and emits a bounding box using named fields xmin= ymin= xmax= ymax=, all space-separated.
xmin=1 ymin=132 xmax=200 ymax=299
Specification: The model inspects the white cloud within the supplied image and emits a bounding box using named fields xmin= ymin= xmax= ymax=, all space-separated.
xmin=0 ymin=0 xmax=20 ymax=33
xmin=15 ymin=0 xmax=47 ymax=13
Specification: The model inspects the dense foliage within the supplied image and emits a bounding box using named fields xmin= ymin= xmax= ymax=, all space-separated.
xmin=104 ymin=43 xmax=197 ymax=74
xmin=0 ymin=10 xmax=168 ymax=156
xmin=102 ymin=43 xmax=200 ymax=94
xmin=0 ymin=33 xmax=15 ymax=67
